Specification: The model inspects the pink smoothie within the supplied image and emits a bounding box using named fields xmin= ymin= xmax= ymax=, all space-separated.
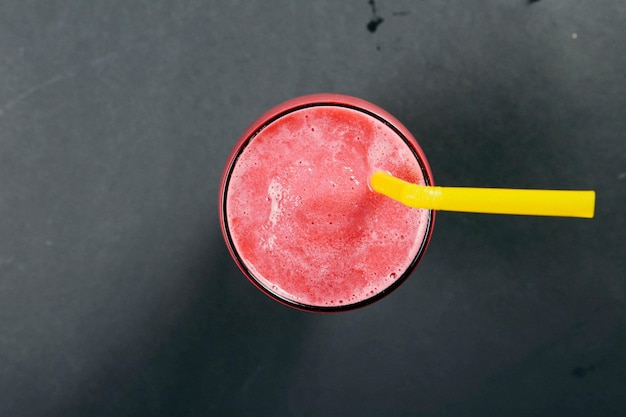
xmin=223 ymin=97 xmax=433 ymax=310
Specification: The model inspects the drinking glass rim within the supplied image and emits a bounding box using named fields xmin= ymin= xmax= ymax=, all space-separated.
xmin=219 ymin=94 xmax=436 ymax=312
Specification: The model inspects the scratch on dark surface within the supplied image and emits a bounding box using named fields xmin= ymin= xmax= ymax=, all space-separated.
xmin=528 ymin=0 xmax=541 ymax=3
xmin=367 ymin=0 xmax=384 ymax=33
xmin=89 ymin=42 xmax=148 ymax=68
xmin=0 ymin=43 xmax=149 ymax=116
xmin=89 ymin=51 xmax=123 ymax=67
xmin=241 ymin=364 xmax=266 ymax=393
xmin=0 ymin=71 xmax=75 ymax=116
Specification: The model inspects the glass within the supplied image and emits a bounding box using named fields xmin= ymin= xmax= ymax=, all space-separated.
xmin=219 ymin=94 xmax=435 ymax=312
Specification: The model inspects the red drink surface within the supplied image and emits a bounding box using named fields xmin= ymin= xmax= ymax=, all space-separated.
xmin=223 ymin=97 xmax=433 ymax=310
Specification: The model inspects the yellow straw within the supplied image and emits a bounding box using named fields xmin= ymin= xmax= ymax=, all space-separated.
xmin=370 ymin=171 xmax=595 ymax=218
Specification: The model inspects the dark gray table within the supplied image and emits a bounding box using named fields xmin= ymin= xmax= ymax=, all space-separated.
xmin=1 ymin=1 xmax=625 ymax=416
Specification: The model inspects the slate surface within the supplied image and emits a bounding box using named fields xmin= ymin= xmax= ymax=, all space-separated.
xmin=1 ymin=1 xmax=625 ymax=416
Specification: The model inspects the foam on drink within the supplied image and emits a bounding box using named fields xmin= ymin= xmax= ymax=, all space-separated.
xmin=225 ymin=105 xmax=430 ymax=308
